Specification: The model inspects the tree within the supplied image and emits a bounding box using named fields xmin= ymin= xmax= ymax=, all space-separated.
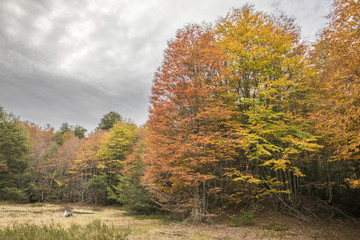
xmin=73 ymin=125 xmax=87 ymax=139
xmin=215 ymin=6 xmax=321 ymax=207
xmin=97 ymin=121 xmax=139 ymax=182
xmin=55 ymin=123 xmax=87 ymax=145
xmin=0 ymin=107 xmax=31 ymax=201
xmin=309 ymin=0 xmax=360 ymax=206
xmin=40 ymin=133 xmax=82 ymax=201
xmin=69 ymin=130 xmax=109 ymax=202
xmin=110 ymin=127 xmax=155 ymax=214
xmin=23 ymin=122 xmax=58 ymax=202
xmin=145 ymin=24 xmax=241 ymax=222
xmin=97 ymin=112 xmax=123 ymax=131
xmin=86 ymin=174 xmax=109 ymax=205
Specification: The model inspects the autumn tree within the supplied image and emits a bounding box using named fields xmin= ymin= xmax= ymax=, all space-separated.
xmin=23 ymin=122 xmax=58 ymax=202
xmin=308 ymin=0 xmax=360 ymax=208
xmin=216 ymin=6 xmax=321 ymax=207
xmin=110 ymin=127 xmax=155 ymax=213
xmin=145 ymin=24 xmax=241 ymax=222
xmin=40 ymin=132 xmax=82 ymax=201
xmin=69 ymin=130 xmax=109 ymax=203
xmin=97 ymin=121 xmax=139 ymax=187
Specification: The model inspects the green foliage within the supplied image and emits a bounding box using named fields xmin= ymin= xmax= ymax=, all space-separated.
xmin=229 ymin=214 xmax=242 ymax=227
xmin=240 ymin=210 xmax=256 ymax=226
xmin=97 ymin=111 xmax=123 ymax=131
xmin=0 ymin=107 xmax=31 ymax=202
xmin=111 ymin=173 xmax=155 ymax=214
xmin=216 ymin=5 xmax=321 ymax=206
xmin=110 ymin=130 xmax=155 ymax=214
xmin=229 ymin=210 xmax=256 ymax=227
xmin=0 ymin=187 xmax=26 ymax=202
xmin=25 ymin=182 xmax=40 ymax=202
xmin=0 ymin=108 xmax=31 ymax=174
xmin=133 ymin=213 xmax=178 ymax=225
xmin=264 ymin=223 xmax=289 ymax=231
xmin=97 ymin=121 xmax=139 ymax=174
xmin=55 ymin=123 xmax=87 ymax=144
xmin=0 ymin=220 xmax=131 ymax=240
xmin=86 ymin=175 xmax=110 ymax=205
xmin=73 ymin=125 xmax=87 ymax=139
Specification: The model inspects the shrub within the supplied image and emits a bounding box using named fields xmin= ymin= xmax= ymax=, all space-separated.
xmin=229 ymin=210 xmax=256 ymax=227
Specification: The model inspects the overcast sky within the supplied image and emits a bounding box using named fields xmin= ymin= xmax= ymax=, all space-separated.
xmin=0 ymin=0 xmax=332 ymax=132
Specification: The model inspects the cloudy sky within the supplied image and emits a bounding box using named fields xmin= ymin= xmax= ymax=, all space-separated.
xmin=0 ymin=0 xmax=332 ymax=132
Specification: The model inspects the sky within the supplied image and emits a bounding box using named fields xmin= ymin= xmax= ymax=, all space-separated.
xmin=0 ymin=0 xmax=332 ymax=132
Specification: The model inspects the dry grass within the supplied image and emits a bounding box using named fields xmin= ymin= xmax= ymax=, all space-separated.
xmin=0 ymin=203 xmax=358 ymax=239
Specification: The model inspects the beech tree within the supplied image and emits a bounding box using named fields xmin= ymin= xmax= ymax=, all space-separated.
xmin=310 ymin=0 xmax=360 ymax=195
xmin=145 ymin=24 xmax=241 ymax=222
xmin=216 ymin=6 xmax=321 ymax=206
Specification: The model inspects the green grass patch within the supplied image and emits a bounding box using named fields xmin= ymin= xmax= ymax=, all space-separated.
xmin=30 ymin=203 xmax=46 ymax=207
xmin=229 ymin=210 xmax=256 ymax=227
xmin=0 ymin=220 xmax=131 ymax=240
xmin=132 ymin=213 xmax=179 ymax=225
xmin=263 ymin=222 xmax=290 ymax=231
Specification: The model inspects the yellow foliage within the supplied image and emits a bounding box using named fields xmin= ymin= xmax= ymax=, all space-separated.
xmin=345 ymin=178 xmax=360 ymax=189
xmin=54 ymin=179 xmax=63 ymax=187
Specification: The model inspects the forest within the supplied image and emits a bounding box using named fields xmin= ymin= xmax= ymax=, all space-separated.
xmin=1 ymin=0 xmax=359 ymax=224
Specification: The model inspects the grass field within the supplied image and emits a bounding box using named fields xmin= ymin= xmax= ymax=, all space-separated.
xmin=0 ymin=203 xmax=358 ymax=239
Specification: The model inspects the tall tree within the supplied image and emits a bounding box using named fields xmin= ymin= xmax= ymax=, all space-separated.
xmin=145 ymin=24 xmax=241 ymax=222
xmin=310 ymin=0 xmax=360 ymax=190
xmin=23 ymin=122 xmax=58 ymax=202
xmin=110 ymin=127 xmax=155 ymax=213
xmin=216 ymin=6 xmax=321 ymax=206
xmin=70 ymin=130 xmax=108 ymax=202
xmin=0 ymin=107 xmax=31 ymax=201
xmin=39 ymin=133 xmax=82 ymax=201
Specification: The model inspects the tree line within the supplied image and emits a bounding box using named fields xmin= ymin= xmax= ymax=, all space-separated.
xmin=0 ymin=0 xmax=359 ymax=222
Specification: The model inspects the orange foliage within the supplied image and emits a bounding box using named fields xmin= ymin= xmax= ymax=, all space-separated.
xmin=145 ymin=24 xmax=242 ymax=218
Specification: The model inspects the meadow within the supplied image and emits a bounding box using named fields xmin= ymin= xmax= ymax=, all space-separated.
xmin=0 ymin=203 xmax=358 ymax=240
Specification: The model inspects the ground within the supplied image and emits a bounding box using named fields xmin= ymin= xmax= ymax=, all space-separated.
xmin=0 ymin=203 xmax=358 ymax=239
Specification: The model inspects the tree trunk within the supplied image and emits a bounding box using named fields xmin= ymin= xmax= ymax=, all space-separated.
xmin=188 ymin=185 xmax=207 ymax=223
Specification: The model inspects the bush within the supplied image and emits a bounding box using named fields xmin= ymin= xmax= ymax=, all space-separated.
xmin=229 ymin=210 xmax=256 ymax=227
xmin=0 ymin=220 xmax=131 ymax=240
